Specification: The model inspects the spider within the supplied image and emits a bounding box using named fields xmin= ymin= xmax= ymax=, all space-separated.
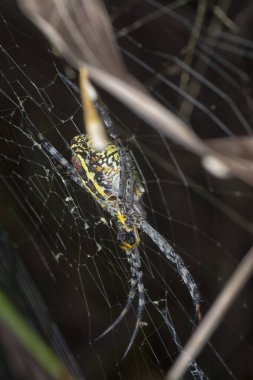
xmin=36 ymin=72 xmax=201 ymax=359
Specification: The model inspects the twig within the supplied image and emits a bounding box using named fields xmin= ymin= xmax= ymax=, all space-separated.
xmin=166 ymin=246 xmax=253 ymax=380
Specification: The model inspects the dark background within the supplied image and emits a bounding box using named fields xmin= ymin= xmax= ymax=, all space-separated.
xmin=0 ymin=1 xmax=253 ymax=379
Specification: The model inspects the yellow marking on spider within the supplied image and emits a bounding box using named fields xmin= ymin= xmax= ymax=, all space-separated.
xmin=117 ymin=211 xmax=137 ymax=237
xmin=118 ymin=228 xmax=140 ymax=250
xmin=118 ymin=212 xmax=131 ymax=231
xmin=119 ymin=241 xmax=135 ymax=250
xmin=78 ymin=177 xmax=106 ymax=208
xmin=75 ymin=153 xmax=107 ymax=198
xmin=118 ymin=211 xmax=127 ymax=224
xmin=103 ymin=166 xmax=119 ymax=175
xmin=105 ymin=146 xmax=119 ymax=156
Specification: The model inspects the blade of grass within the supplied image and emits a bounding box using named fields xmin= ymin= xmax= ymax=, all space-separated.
xmin=0 ymin=289 xmax=75 ymax=380
xmin=166 ymin=246 xmax=253 ymax=380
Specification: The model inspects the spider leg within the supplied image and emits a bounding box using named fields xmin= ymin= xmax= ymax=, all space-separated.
xmin=122 ymin=246 xmax=145 ymax=359
xmin=139 ymin=219 xmax=201 ymax=320
xmin=124 ymin=153 xmax=135 ymax=205
xmin=118 ymin=144 xmax=135 ymax=205
xmin=38 ymin=136 xmax=73 ymax=171
xmin=37 ymin=135 xmax=96 ymax=195
xmin=118 ymin=149 xmax=129 ymax=200
xmin=95 ymin=249 xmax=138 ymax=341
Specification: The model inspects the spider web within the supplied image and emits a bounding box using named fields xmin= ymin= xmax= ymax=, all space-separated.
xmin=1 ymin=1 xmax=253 ymax=379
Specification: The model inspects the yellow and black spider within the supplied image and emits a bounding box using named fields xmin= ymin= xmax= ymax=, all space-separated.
xmin=71 ymin=134 xmax=143 ymax=250
xmin=38 ymin=72 xmax=201 ymax=359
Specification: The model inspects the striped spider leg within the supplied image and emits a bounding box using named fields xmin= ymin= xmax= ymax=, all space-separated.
xmin=95 ymin=247 xmax=145 ymax=359
xmin=138 ymin=219 xmax=202 ymax=320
